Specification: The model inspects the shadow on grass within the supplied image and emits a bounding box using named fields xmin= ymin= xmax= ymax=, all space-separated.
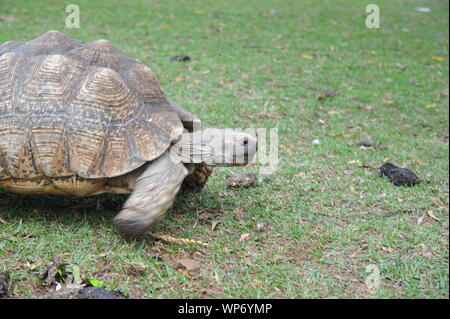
xmin=0 ymin=190 xmax=126 ymax=229
xmin=0 ymin=190 xmax=211 ymax=239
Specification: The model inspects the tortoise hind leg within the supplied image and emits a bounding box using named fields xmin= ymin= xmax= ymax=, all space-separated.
xmin=113 ymin=152 xmax=188 ymax=236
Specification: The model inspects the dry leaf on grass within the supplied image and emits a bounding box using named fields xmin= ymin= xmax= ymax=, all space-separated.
xmin=23 ymin=260 xmax=46 ymax=271
xmin=211 ymin=221 xmax=220 ymax=232
xmin=381 ymin=246 xmax=394 ymax=253
xmin=176 ymin=259 xmax=201 ymax=275
xmin=431 ymin=56 xmax=446 ymax=62
xmin=300 ymin=54 xmax=314 ymax=59
xmin=394 ymin=63 xmax=407 ymax=70
xmin=240 ymin=233 xmax=251 ymax=241
xmin=326 ymin=133 xmax=354 ymax=138
xmin=426 ymin=210 xmax=440 ymax=221
xmin=382 ymin=99 xmax=396 ymax=105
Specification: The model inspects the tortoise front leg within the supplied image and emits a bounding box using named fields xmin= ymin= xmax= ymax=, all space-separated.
xmin=181 ymin=163 xmax=213 ymax=193
xmin=113 ymin=152 xmax=188 ymax=236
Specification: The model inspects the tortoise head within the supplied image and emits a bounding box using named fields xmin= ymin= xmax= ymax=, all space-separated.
xmin=201 ymin=128 xmax=258 ymax=166
xmin=171 ymin=128 xmax=258 ymax=166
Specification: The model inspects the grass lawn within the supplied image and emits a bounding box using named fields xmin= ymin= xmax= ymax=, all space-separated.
xmin=0 ymin=0 xmax=448 ymax=298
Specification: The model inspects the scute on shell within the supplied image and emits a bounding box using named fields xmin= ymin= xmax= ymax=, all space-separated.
xmin=0 ymin=31 xmax=183 ymax=179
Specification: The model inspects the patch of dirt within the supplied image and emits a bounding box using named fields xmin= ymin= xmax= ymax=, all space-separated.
xmin=197 ymin=284 xmax=227 ymax=298
xmin=0 ymin=272 xmax=11 ymax=298
xmin=317 ymin=89 xmax=337 ymax=101
xmin=0 ymin=16 xmax=23 ymax=22
xmin=79 ymin=287 xmax=126 ymax=299
xmin=34 ymin=287 xmax=80 ymax=299
xmin=196 ymin=210 xmax=224 ymax=221
xmin=226 ymin=173 xmax=257 ymax=189
xmin=411 ymin=244 xmax=435 ymax=259
xmin=232 ymin=209 xmax=247 ymax=221
xmin=380 ymin=210 xmax=414 ymax=218
xmin=125 ymin=263 xmax=147 ymax=277
xmin=35 ymin=287 xmax=126 ymax=299
xmin=408 ymin=215 xmax=438 ymax=228
xmin=284 ymin=242 xmax=316 ymax=265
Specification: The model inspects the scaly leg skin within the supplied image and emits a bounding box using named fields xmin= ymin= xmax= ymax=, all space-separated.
xmin=181 ymin=163 xmax=213 ymax=193
xmin=113 ymin=152 xmax=188 ymax=236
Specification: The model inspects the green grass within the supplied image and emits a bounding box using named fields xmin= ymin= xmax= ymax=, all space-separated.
xmin=0 ymin=0 xmax=448 ymax=298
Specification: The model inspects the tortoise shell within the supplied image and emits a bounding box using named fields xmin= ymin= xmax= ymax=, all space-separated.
xmin=0 ymin=31 xmax=184 ymax=183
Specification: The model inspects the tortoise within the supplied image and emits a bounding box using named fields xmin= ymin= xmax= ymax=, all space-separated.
xmin=0 ymin=31 xmax=257 ymax=236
